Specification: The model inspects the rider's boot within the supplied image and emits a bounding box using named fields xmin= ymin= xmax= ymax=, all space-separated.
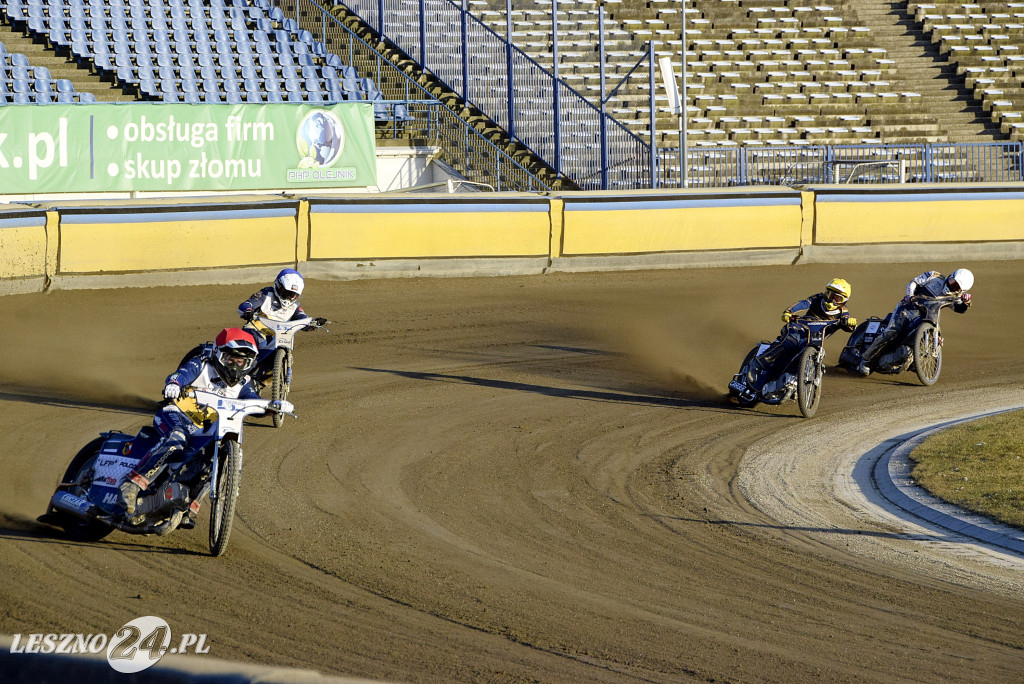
xmin=118 ymin=478 xmax=145 ymax=515
xmin=856 ymin=331 xmax=893 ymax=376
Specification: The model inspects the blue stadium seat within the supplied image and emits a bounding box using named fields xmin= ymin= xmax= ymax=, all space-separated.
xmin=286 ymin=91 xmax=303 ymax=102
xmin=225 ymin=91 xmax=242 ymax=103
xmin=78 ymin=92 xmax=97 ymax=103
xmin=13 ymin=92 xmax=32 ymax=104
xmin=57 ymin=92 xmax=77 ymax=103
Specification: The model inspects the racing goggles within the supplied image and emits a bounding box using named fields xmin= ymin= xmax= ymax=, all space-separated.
xmin=275 ymin=284 xmax=299 ymax=301
xmin=219 ymin=349 xmax=256 ymax=370
xmin=946 ymin=278 xmax=962 ymax=293
xmin=824 ymin=289 xmax=848 ymax=306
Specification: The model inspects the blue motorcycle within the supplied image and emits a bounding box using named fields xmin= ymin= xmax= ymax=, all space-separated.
xmin=728 ymin=318 xmax=841 ymax=418
xmin=39 ymin=390 xmax=293 ymax=555
xmin=837 ymin=294 xmax=963 ymax=386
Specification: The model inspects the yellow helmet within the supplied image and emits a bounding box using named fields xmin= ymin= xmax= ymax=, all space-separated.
xmin=823 ymin=278 xmax=852 ymax=311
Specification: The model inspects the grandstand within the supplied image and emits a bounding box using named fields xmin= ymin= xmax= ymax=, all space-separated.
xmin=463 ymin=0 xmax=1008 ymax=148
xmin=1 ymin=0 xmax=1023 ymax=189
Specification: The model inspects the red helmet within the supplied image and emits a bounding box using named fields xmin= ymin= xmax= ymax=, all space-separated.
xmin=212 ymin=328 xmax=258 ymax=386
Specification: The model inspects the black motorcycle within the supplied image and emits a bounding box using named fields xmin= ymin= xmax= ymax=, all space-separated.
xmin=837 ymin=294 xmax=963 ymax=386
xmin=728 ymin=318 xmax=840 ymax=418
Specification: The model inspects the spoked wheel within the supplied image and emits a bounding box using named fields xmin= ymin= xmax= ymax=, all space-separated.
xmin=54 ymin=438 xmax=114 ymax=542
xmin=270 ymin=349 xmax=291 ymax=428
xmin=796 ymin=347 xmax=822 ymax=418
xmin=208 ymin=439 xmax=242 ymax=557
xmin=913 ymin=322 xmax=942 ymax=386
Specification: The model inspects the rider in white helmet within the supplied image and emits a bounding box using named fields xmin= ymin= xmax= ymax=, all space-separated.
xmin=854 ymin=268 xmax=974 ymax=376
xmin=237 ymin=268 xmax=326 ymax=352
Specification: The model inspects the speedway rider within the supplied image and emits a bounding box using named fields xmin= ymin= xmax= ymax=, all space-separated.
xmin=118 ymin=328 xmax=292 ymax=522
xmin=746 ymin=278 xmax=858 ymax=389
xmin=238 ymin=268 xmax=326 ymax=352
xmin=854 ymin=268 xmax=974 ymax=376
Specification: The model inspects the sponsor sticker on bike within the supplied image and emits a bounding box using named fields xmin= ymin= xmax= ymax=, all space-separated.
xmin=9 ymin=615 xmax=210 ymax=673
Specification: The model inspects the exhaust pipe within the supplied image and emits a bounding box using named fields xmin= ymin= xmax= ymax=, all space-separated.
xmin=49 ymin=491 xmax=100 ymax=521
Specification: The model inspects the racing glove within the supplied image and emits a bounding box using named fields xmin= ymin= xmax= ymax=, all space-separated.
xmin=843 ymin=316 xmax=858 ymax=332
xmin=781 ymin=311 xmax=792 ymax=323
xmin=269 ymin=400 xmax=294 ymax=414
xmin=960 ymin=293 xmax=972 ymax=307
xmin=303 ymin=317 xmax=328 ymax=332
xmin=240 ymin=309 xmax=256 ymax=322
xmin=163 ymin=383 xmax=181 ymax=400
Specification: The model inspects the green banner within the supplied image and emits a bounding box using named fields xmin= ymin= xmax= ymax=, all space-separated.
xmin=0 ymin=102 xmax=377 ymax=193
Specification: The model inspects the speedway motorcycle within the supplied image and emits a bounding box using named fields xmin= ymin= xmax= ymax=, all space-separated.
xmin=179 ymin=315 xmax=328 ymax=428
xmin=39 ymin=389 xmax=294 ymax=556
xmin=728 ymin=318 xmax=838 ymax=418
xmin=837 ymin=294 xmax=961 ymax=386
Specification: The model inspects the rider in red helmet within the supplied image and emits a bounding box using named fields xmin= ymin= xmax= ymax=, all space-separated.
xmin=117 ymin=329 xmax=289 ymax=523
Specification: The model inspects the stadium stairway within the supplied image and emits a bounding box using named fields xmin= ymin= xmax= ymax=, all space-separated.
xmin=847 ymin=0 xmax=1001 ymax=141
xmin=0 ymin=20 xmax=134 ymax=102
xmin=324 ymin=1 xmax=575 ymax=189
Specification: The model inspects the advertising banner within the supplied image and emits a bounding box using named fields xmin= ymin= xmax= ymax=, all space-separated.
xmin=0 ymin=102 xmax=377 ymax=193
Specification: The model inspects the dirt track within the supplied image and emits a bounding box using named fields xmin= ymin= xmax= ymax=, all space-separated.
xmin=1 ymin=261 xmax=1023 ymax=683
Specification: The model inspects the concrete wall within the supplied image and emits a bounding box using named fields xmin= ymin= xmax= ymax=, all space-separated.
xmin=2 ymin=185 xmax=1023 ymax=294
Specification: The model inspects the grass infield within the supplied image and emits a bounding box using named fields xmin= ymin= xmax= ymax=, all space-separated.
xmin=909 ymin=409 xmax=1024 ymax=530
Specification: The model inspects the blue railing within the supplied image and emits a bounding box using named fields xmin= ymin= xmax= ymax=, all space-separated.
xmin=659 ymin=142 xmax=1024 ymax=188
xmin=329 ymin=0 xmax=653 ymax=191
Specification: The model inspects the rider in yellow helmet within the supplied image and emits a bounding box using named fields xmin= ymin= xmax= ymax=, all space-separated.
xmin=747 ymin=278 xmax=858 ymax=387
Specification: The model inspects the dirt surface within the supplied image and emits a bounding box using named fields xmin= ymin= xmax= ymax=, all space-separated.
xmin=1 ymin=261 xmax=1023 ymax=683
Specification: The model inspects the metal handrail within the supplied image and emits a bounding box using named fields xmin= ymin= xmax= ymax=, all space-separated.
xmin=330 ymin=0 xmax=653 ymax=191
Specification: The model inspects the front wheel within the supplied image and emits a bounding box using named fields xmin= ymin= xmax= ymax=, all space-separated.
xmin=54 ymin=438 xmax=114 ymax=542
xmin=208 ymin=440 xmax=242 ymax=556
xmin=270 ymin=348 xmax=291 ymax=428
xmin=913 ymin=322 xmax=942 ymax=386
xmin=796 ymin=347 xmax=822 ymax=418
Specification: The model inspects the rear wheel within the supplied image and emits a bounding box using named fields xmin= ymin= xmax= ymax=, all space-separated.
xmin=913 ymin=322 xmax=942 ymax=386
xmin=270 ymin=349 xmax=291 ymax=428
xmin=208 ymin=440 xmax=242 ymax=557
xmin=54 ymin=438 xmax=114 ymax=542
xmin=796 ymin=347 xmax=822 ymax=418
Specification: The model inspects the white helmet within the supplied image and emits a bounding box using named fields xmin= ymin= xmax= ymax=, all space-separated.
xmin=273 ymin=268 xmax=304 ymax=304
xmin=947 ymin=268 xmax=974 ymax=294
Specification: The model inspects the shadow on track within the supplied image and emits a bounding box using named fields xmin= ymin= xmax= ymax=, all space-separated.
xmin=0 ymin=389 xmax=157 ymax=415
xmin=0 ymin=513 xmax=203 ymax=555
xmin=353 ymin=366 xmax=740 ymax=413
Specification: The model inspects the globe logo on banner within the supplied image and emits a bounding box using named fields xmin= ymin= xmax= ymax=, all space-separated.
xmin=296 ymin=110 xmax=345 ymax=169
